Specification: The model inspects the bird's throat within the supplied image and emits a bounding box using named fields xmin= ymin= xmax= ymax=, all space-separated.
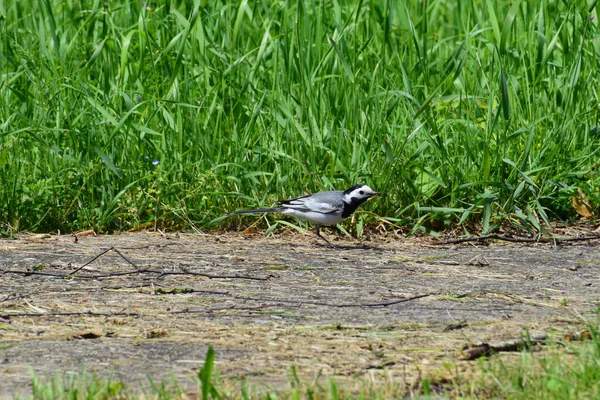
xmin=341 ymin=199 xmax=365 ymax=219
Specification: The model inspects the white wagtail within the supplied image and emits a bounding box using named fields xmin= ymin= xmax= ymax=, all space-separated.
xmin=230 ymin=184 xmax=380 ymax=246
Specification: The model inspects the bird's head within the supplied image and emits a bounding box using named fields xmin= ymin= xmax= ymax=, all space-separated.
xmin=342 ymin=184 xmax=380 ymax=204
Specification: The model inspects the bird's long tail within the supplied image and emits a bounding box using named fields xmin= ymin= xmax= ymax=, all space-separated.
xmin=228 ymin=207 xmax=284 ymax=216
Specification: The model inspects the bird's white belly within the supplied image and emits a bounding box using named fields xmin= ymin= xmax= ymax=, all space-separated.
xmin=282 ymin=209 xmax=344 ymax=226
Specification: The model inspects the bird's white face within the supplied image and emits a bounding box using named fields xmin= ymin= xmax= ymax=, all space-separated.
xmin=343 ymin=185 xmax=379 ymax=203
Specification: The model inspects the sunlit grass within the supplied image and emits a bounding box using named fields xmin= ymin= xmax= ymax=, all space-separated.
xmin=1 ymin=0 xmax=599 ymax=236
xmin=474 ymin=329 xmax=600 ymax=399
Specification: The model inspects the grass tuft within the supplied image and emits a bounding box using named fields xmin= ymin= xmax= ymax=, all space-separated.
xmin=1 ymin=0 xmax=599 ymax=235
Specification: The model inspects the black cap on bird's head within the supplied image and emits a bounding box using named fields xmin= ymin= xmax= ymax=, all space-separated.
xmin=343 ymin=184 xmax=380 ymax=198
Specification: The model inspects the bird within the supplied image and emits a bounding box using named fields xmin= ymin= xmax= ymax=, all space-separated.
xmin=230 ymin=184 xmax=380 ymax=246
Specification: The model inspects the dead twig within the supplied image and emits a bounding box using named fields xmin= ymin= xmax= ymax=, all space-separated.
xmin=219 ymin=292 xmax=437 ymax=308
xmin=0 ymin=316 xmax=44 ymax=335
xmin=0 ymin=311 xmax=140 ymax=319
xmin=3 ymin=268 xmax=272 ymax=281
xmin=171 ymin=305 xmax=268 ymax=314
xmin=155 ymin=288 xmax=230 ymax=296
xmin=119 ymin=242 xmax=182 ymax=250
xmin=297 ymin=292 xmax=436 ymax=308
xmin=60 ymin=247 xmax=270 ymax=280
xmin=68 ymin=247 xmax=114 ymax=275
xmin=356 ymin=293 xmax=436 ymax=307
xmin=111 ymin=247 xmax=141 ymax=270
xmin=459 ymin=333 xmax=547 ymax=360
xmin=142 ymin=287 xmax=435 ymax=308
xmin=0 ymin=291 xmax=435 ymax=319
xmin=457 ymin=331 xmax=594 ymax=360
xmin=3 ymin=270 xmax=67 ymax=278
xmin=444 ymin=234 xmax=600 ymax=245
xmin=150 ymin=270 xmax=272 ymax=281
xmin=68 ymin=246 xmax=141 ymax=275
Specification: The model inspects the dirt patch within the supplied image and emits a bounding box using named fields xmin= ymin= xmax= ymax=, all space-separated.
xmin=1 ymin=232 xmax=599 ymax=397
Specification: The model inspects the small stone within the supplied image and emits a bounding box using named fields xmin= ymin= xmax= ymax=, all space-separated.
xmin=567 ymin=266 xmax=579 ymax=271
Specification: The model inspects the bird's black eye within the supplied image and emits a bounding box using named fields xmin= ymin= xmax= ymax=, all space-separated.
xmin=359 ymin=190 xmax=364 ymax=195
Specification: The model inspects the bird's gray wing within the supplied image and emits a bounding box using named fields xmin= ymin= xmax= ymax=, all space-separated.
xmin=280 ymin=191 xmax=344 ymax=214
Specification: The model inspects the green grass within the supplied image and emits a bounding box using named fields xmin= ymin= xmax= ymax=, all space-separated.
xmin=1 ymin=0 xmax=599 ymax=235
xmin=28 ymin=369 xmax=126 ymax=400
xmin=18 ymin=328 xmax=600 ymax=399
xmin=473 ymin=329 xmax=600 ymax=399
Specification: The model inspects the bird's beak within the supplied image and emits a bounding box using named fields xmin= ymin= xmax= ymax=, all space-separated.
xmin=371 ymin=191 xmax=381 ymax=197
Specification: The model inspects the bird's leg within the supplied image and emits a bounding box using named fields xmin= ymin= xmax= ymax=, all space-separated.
xmin=314 ymin=225 xmax=337 ymax=248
